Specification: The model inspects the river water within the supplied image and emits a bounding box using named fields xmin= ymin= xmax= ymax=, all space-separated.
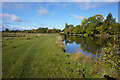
xmin=63 ymin=35 xmax=114 ymax=58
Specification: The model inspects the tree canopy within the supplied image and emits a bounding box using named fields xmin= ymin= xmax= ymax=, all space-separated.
xmin=63 ymin=13 xmax=120 ymax=36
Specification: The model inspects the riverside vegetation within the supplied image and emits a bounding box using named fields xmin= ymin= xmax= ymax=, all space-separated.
xmin=2 ymin=33 xmax=119 ymax=78
xmin=2 ymin=13 xmax=120 ymax=79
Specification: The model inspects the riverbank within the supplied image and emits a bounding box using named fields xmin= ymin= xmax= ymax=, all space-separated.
xmin=61 ymin=33 xmax=118 ymax=38
xmin=2 ymin=33 xmax=119 ymax=78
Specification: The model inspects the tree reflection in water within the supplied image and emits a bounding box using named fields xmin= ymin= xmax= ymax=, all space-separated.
xmin=63 ymin=35 xmax=114 ymax=57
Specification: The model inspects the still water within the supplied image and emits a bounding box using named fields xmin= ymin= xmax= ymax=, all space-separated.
xmin=63 ymin=35 xmax=114 ymax=58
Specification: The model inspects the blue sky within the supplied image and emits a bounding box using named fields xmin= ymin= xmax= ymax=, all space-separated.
xmin=1 ymin=2 xmax=118 ymax=30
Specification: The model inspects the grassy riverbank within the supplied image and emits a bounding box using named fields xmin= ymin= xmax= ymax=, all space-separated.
xmin=2 ymin=34 xmax=119 ymax=78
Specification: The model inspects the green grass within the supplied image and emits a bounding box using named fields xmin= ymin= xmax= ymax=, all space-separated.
xmin=2 ymin=35 xmax=76 ymax=78
xmin=2 ymin=34 xmax=118 ymax=78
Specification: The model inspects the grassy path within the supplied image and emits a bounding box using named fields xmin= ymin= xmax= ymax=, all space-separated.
xmin=2 ymin=34 xmax=118 ymax=78
xmin=2 ymin=35 xmax=79 ymax=78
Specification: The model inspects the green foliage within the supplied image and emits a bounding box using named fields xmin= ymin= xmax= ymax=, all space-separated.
xmin=36 ymin=27 xmax=48 ymax=33
xmin=99 ymin=39 xmax=120 ymax=70
xmin=104 ymin=13 xmax=116 ymax=25
xmin=81 ymin=18 xmax=88 ymax=29
xmin=74 ymin=25 xmax=85 ymax=34
xmin=63 ymin=13 xmax=119 ymax=36
xmin=86 ymin=23 xmax=95 ymax=35
xmin=74 ymin=25 xmax=81 ymax=34
xmin=109 ymin=23 xmax=120 ymax=35
xmin=100 ymin=13 xmax=116 ymax=34
xmin=3 ymin=34 xmax=119 ymax=78
xmin=84 ymin=33 xmax=88 ymax=37
xmin=63 ymin=24 xmax=75 ymax=35
xmin=5 ymin=28 xmax=9 ymax=32
xmin=3 ymin=27 xmax=61 ymax=34
xmin=2 ymin=35 xmax=76 ymax=78
xmin=65 ymin=23 xmax=69 ymax=29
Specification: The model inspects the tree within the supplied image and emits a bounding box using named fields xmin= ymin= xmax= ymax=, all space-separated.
xmin=47 ymin=29 xmax=52 ymax=33
xmin=37 ymin=27 xmax=48 ymax=33
xmin=93 ymin=14 xmax=104 ymax=22
xmin=68 ymin=24 xmax=74 ymax=28
xmin=63 ymin=13 xmax=118 ymax=36
xmin=102 ymin=13 xmax=116 ymax=34
xmin=69 ymin=27 xmax=75 ymax=34
xmin=83 ymin=14 xmax=104 ymax=35
xmin=81 ymin=18 xmax=87 ymax=27
xmin=104 ymin=13 xmax=116 ymax=24
xmin=86 ymin=23 xmax=95 ymax=35
xmin=81 ymin=18 xmax=88 ymax=30
xmin=5 ymin=28 xmax=9 ymax=32
xmin=74 ymin=25 xmax=85 ymax=34
xmin=109 ymin=23 xmax=120 ymax=35
xmin=65 ymin=23 xmax=69 ymax=29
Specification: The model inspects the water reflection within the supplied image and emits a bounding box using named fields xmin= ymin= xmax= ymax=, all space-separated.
xmin=63 ymin=35 xmax=114 ymax=57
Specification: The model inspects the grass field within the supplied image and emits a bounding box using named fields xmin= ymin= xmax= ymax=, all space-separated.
xmin=2 ymin=35 xmax=76 ymax=78
xmin=2 ymin=34 xmax=118 ymax=78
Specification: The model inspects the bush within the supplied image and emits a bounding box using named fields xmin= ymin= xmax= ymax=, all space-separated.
xmin=99 ymin=42 xmax=120 ymax=70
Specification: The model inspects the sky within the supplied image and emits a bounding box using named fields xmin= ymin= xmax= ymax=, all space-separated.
xmin=0 ymin=2 xmax=119 ymax=30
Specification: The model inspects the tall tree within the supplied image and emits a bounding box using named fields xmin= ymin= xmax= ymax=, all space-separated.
xmin=103 ymin=13 xmax=116 ymax=34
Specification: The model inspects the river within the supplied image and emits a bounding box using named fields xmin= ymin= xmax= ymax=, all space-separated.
xmin=63 ymin=35 xmax=114 ymax=58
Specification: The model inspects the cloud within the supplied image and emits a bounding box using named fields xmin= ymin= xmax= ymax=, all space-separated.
xmin=1 ymin=14 xmax=24 ymax=22
xmin=79 ymin=3 xmax=96 ymax=10
xmin=2 ymin=22 xmax=20 ymax=25
xmin=72 ymin=14 xmax=84 ymax=20
xmin=78 ymin=2 xmax=115 ymax=10
xmin=37 ymin=7 xmax=48 ymax=16
xmin=1 ymin=25 xmax=37 ymax=30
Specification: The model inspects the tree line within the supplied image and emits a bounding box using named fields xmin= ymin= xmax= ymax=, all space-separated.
xmin=3 ymin=27 xmax=61 ymax=33
xmin=63 ymin=13 xmax=120 ymax=37
xmin=2 ymin=13 xmax=120 ymax=36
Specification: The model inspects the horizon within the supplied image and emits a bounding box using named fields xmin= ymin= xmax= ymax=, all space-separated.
xmin=0 ymin=2 xmax=118 ymax=31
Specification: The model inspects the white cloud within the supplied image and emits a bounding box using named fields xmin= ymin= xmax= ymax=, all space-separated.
xmin=1 ymin=14 xmax=24 ymax=22
xmin=37 ymin=7 xmax=48 ymax=16
xmin=72 ymin=14 xmax=84 ymax=20
xmin=1 ymin=25 xmax=37 ymax=30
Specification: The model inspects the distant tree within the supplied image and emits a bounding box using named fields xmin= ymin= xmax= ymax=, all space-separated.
xmin=5 ymin=28 xmax=9 ymax=32
xmin=68 ymin=24 xmax=74 ymax=28
xmin=65 ymin=23 xmax=69 ymax=29
xmin=47 ymin=29 xmax=51 ymax=33
xmin=74 ymin=25 xmax=84 ymax=34
xmin=69 ymin=27 xmax=75 ymax=34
